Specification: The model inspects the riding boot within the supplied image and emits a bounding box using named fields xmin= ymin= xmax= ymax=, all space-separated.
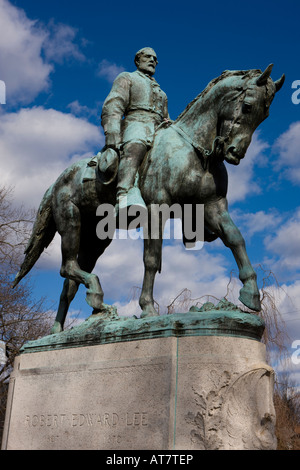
xmin=115 ymin=142 xmax=147 ymax=217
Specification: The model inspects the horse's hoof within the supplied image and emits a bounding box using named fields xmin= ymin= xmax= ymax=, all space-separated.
xmin=91 ymin=303 xmax=119 ymax=321
xmin=50 ymin=321 xmax=63 ymax=334
xmin=140 ymin=308 xmax=159 ymax=319
xmin=239 ymin=287 xmax=261 ymax=312
xmin=86 ymin=291 xmax=103 ymax=310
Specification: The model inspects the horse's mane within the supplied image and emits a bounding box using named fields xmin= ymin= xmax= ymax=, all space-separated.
xmin=175 ymin=69 xmax=262 ymax=123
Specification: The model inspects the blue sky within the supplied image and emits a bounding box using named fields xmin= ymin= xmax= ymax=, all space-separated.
xmin=0 ymin=0 xmax=300 ymax=383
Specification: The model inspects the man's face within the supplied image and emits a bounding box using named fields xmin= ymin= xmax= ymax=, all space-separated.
xmin=137 ymin=52 xmax=158 ymax=76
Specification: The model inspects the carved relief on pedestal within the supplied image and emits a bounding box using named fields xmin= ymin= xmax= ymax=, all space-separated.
xmin=185 ymin=365 xmax=277 ymax=450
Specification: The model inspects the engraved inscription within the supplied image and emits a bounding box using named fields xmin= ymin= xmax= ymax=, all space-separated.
xmin=24 ymin=411 xmax=149 ymax=429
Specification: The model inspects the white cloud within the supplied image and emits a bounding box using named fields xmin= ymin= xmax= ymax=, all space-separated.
xmin=0 ymin=106 xmax=103 ymax=208
xmin=0 ymin=0 xmax=52 ymax=104
xmin=113 ymin=299 xmax=141 ymax=317
xmin=35 ymin=233 xmax=62 ymax=271
xmin=226 ymin=132 xmax=269 ymax=204
xmin=262 ymin=280 xmax=300 ymax=371
xmin=67 ymin=100 xmax=98 ymax=118
xmin=97 ymin=59 xmax=125 ymax=83
xmin=275 ymin=281 xmax=300 ymax=321
xmin=43 ymin=20 xmax=86 ymax=64
xmin=95 ymin=237 xmax=144 ymax=299
xmin=265 ymin=208 xmax=300 ymax=273
xmin=273 ymin=121 xmax=300 ymax=184
xmin=231 ymin=208 xmax=283 ymax=238
xmin=0 ymin=0 xmax=86 ymax=105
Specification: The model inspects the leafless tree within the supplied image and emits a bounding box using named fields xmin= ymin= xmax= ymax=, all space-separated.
xmin=274 ymin=373 xmax=300 ymax=450
xmin=0 ymin=186 xmax=54 ymax=443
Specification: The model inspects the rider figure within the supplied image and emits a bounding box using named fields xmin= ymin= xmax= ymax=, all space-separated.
xmin=101 ymin=47 xmax=170 ymax=214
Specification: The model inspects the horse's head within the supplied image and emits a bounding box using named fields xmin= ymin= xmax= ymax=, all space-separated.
xmin=217 ymin=65 xmax=285 ymax=165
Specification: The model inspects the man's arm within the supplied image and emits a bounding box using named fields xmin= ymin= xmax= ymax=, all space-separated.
xmin=101 ymin=72 xmax=131 ymax=150
xmin=163 ymin=96 xmax=172 ymax=123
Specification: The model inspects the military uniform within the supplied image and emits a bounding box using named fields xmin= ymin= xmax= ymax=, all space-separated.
xmin=101 ymin=70 xmax=169 ymax=150
xmin=100 ymin=47 xmax=169 ymax=216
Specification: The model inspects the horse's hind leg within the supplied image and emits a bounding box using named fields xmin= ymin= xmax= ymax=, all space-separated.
xmin=51 ymin=279 xmax=79 ymax=333
xmin=51 ymin=235 xmax=111 ymax=333
xmin=57 ymin=201 xmax=105 ymax=312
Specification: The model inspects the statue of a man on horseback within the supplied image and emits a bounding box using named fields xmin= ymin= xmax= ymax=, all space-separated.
xmin=101 ymin=47 xmax=170 ymax=214
xmin=12 ymin=55 xmax=285 ymax=333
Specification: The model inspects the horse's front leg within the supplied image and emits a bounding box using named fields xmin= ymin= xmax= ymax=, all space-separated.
xmin=139 ymin=230 xmax=162 ymax=318
xmin=205 ymin=199 xmax=261 ymax=311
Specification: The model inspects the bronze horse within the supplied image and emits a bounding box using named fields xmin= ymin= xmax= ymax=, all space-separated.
xmin=13 ymin=65 xmax=284 ymax=332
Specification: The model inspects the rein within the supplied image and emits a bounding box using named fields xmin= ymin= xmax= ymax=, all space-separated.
xmin=170 ymin=123 xmax=227 ymax=170
xmin=170 ymin=87 xmax=248 ymax=170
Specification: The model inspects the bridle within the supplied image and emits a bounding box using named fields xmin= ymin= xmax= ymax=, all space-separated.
xmin=169 ymin=85 xmax=258 ymax=170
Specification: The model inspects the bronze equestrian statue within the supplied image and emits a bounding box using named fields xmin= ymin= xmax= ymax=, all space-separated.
xmin=13 ymin=57 xmax=284 ymax=333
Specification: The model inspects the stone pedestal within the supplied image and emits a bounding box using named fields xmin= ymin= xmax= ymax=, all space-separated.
xmin=2 ymin=304 xmax=277 ymax=450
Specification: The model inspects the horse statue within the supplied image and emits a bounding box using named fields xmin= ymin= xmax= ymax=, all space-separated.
xmin=13 ymin=65 xmax=284 ymax=333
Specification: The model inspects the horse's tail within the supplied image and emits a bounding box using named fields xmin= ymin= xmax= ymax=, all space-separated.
xmin=13 ymin=185 xmax=56 ymax=288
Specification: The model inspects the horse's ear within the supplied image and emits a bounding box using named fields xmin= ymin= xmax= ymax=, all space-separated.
xmin=274 ymin=74 xmax=285 ymax=92
xmin=256 ymin=64 xmax=274 ymax=86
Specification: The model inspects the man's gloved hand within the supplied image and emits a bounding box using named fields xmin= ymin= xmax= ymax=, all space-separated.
xmin=105 ymin=133 xmax=121 ymax=151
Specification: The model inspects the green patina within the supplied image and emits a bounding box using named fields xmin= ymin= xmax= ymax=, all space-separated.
xmin=12 ymin=50 xmax=285 ymax=336
xmin=20 ymin=300 xmax=265 ymax=354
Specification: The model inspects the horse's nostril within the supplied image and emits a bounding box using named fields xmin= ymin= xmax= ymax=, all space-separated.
xmin=227 ymin=146 xmax=237 ymax=155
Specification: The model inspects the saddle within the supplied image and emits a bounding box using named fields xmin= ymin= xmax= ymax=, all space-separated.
xmin=83 ymin=120 xmax=172 ymax=184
